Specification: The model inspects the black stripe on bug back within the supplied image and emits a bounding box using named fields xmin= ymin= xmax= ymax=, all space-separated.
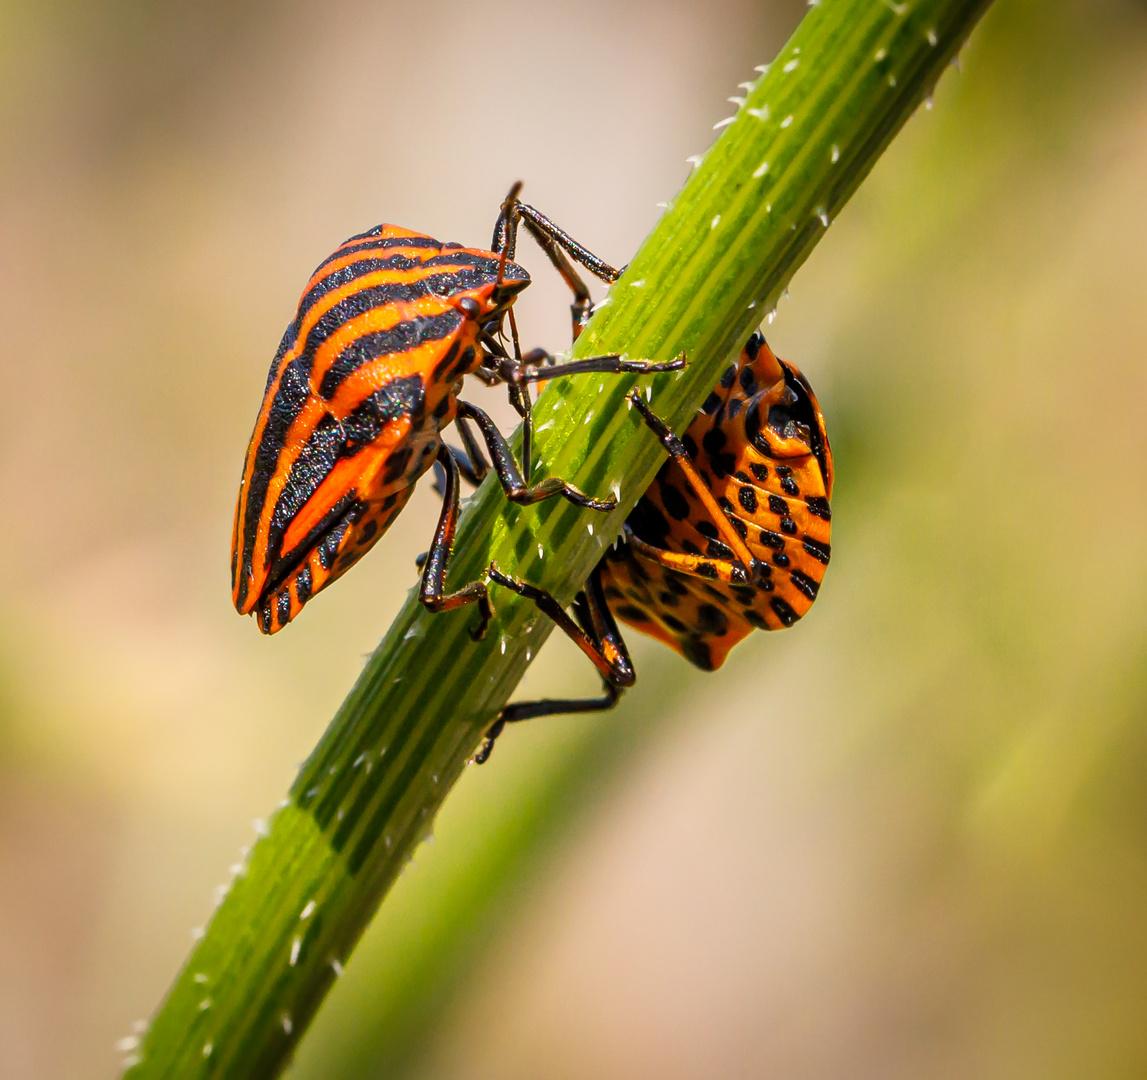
xmin=318 ymin=309 xmax=464 ymax=399
xmin=297 ymin=248 xmax=511 ymax=323
xmin=262 ymin=412 xmax=347 ymax=582
xmin=297 ymin=253 xmax=429 ymax=314
xmin=263 ymin=321 xmax=298 ymax=396
xmin=325 ymin=230 xmax=445 ymax=258
xmin=289 ymin=268 xmax=496 ymax=386
xmin=294 ymin=270 xmax=485 ymax=359
xmin=264 ymin=374 xmax=427 ymax=578
xmin=239 ymin=356 xmax=314 ymax=592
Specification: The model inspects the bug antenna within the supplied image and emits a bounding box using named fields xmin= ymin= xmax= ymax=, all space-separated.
xmin=496 ymin=181 xmax=523 ymax=288
xmin=508 ymin=305 xmax=523 ymax=362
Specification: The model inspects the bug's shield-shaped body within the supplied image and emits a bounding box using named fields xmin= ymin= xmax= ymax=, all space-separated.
xmin=232 ymin=225 xmax=528 ymax=633
xmin=601 ymin=333 xmax=833 ymax=671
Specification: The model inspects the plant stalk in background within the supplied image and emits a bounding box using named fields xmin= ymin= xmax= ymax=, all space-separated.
xmin=124 ymin=1 xmax=993 ymax=1076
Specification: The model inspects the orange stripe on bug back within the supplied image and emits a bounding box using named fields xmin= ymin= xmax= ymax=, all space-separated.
xmin=242 ymin=296 xmax=453 ymax=587
xmin=257 ymin=484 xmax=416 ymax=634
xmin=277 ymin=418 xmax=412 ymax=559
xmin=323 ymin=315 xmax=482 ymax=419
xmin=241 ymin=301 xmax=486 ymax=607
xmin=302 ymin=241 xmax=477 ymax=295
xmin=306 ymin=294 xmax=455 ymax=402
xmin=328 ymin=224 xmax=430 ymax=255
xmin=235 ymin=251 xmax=456 ymax=548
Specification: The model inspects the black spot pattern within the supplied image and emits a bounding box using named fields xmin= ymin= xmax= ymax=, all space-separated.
xmin=615 ymin=604 xmax=649 ymax=623
xmin=806 ymin=496 xmax=832 ymax=520
xmin=790 ymin=570 xmax=819 ymax=600
xmin=589 ymin=333 xmax=832 ymax=674
xmin=770 ymin=597 xmax=798 ymax=627
xmin=695 ymin=604 xmax=728 ymax=636
xmin=802 ymin=539 xmax=831 ymax=564
xmin=660 ymin=480 xmax=690 ymax=520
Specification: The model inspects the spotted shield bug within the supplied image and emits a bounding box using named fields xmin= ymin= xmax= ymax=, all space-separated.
xmin=479 ymin=331 xmax=833 ymax=760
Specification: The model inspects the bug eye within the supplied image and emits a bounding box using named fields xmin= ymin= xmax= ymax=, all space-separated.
xmin=758 ymin=387 xmax=811 ymax=446
xmin=458 ymin=297 xmax=481 ymax=319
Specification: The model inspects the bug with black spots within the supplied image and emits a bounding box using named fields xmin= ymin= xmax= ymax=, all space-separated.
xmin=478 ymin=330 xmax=833 ymax=760
xmin=231 ymin=184 xmax=683 ymax=636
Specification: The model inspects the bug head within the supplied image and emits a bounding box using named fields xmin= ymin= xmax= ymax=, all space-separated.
xmin=489 ymin=262 xmax=531 ymax=313
xmin=454 ymin=258 xmax=530 ymax=356
xmin=741 ymin=347 xmax=833 ymax=499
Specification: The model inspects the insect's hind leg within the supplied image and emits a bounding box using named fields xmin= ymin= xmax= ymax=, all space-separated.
xmin=487 ymin=564 xmax=634 ymax=688
xmin=476 ymin=564 xmax=633 ymax=763
xmin=474 ymin=682 xmax=623 ymax=765
xmin=419 ymin=444 xmax=493 ymax=640
xmin=419 ymin=425 xmax=489 ymax=567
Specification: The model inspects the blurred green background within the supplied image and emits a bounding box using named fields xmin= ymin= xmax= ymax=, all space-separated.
xmin=2 ymin=1 xmax=1147 ymax=1077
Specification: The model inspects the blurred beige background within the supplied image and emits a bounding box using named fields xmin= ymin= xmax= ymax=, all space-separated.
xmin=3 ymin=1 xmax=1147 ymax=1078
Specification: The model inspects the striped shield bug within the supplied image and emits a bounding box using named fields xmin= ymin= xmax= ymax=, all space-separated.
xmin=477 ymin=331 xmax=833 ymax=760
xmin=231 ymin=184 xmax=683 ymax=636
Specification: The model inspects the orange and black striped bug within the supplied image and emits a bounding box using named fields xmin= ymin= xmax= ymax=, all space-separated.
xmin=231 ymin=184 xmax=683 ymax=636
xmin=475 ymin=331 xmax=833 ymax=761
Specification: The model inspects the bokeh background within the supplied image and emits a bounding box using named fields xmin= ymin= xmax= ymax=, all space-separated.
xmin=2 ymin=0 xmax=1147 ymax=1077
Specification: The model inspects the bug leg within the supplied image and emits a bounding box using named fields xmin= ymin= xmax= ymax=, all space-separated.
xmin=456 ymin=401 xmax=617 ymax=512
xmin=515 ymin=202 xmax=622 ymax=285
xmin=474 ymin=681 xmax=622 ymax=765
xmin=499 ymin=352 xmax=687 ymax=383
xmin=490 ymin=181 xmax=524 ymax=264
xmin=431 ymin=441 xmax=485 ymax=495
xmin=455 ymin=416 xmax=491 ymax=482
xmin=420 ymin=437 xmax=489 ymax=569
xmin=621 ymin=526 xmax=756 ymax=586
xmin=490 ymin=184 xmax=621 ymax=339
xmin=627 ymin=390 xmax=768 ymax=585
xmin=476 ymin=565 xmax=632 ymax=763
xmin=515 ymin=202 xmax=621 ymax=339
xmin=420 ymin=444 xmax=493 ymax=640
xmin=507 ymin=379 xmax=534 ymax=481
xmin=487 ymin=563 xmax=635 ymax=687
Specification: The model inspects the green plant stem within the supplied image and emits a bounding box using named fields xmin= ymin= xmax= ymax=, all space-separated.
xmin=125 ymin=1 xmax=992 ymax=1076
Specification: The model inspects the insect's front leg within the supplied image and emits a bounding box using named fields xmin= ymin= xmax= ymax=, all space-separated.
xmin=504 ymin=351 xmax=687 ymax=383
xmin=626 ymin=390 xmax=767 ymax=586
xmin=455 ymin=401 xmax=617 ymax=512
xmin=490 ymin=183 xmax=614 ymax=340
